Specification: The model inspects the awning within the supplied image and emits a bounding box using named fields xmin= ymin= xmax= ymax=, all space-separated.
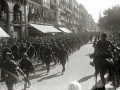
xmin=59 ymin=27 xmax=72 ymax=33
xmin=0 ymin=27 xmax=10 ymax=37
xmin=29 ymin=24 xmax=61 ymax=33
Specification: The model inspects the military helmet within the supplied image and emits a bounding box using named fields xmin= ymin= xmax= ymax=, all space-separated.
xmin=5 ymin=52 xmax=12 ymax=57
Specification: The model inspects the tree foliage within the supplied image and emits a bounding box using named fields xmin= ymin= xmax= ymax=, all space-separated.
xmin=98 ymin=5 xmax=120 ymax=32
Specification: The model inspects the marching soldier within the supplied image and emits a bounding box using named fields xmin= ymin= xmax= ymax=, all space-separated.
xmin=19 ymin=43 xmax=27 ymax=59
xmin=11 ymin=42 xmax=19 ymax=62
xmin=20 ymin=53 xmax=35 ymax=88
xmin=39 ymin=42 xmax=46 ymax=64
xmin=27 ymin=43 xmax=37 ymax=61
xmin=2 ymin=44 xmax=13 ymax=63
xmin=35 ymin=41 xmax=41 ymax=63
xmin=59 ymin=44 xmax=68 ymax=74
xmin=52 ymin=42 xmax=60 ymax=64
xmin=1 ymin=52 xmax=27 ymax=90
xmin=44 ymin=43 xmax=55 ymax=74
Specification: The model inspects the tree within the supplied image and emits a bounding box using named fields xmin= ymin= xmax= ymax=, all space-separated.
xmin=98 ymin=5 xmax=120 ymax=32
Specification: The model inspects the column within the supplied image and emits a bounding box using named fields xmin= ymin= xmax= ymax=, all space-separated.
xmin=24 ymin=0 xmax=28 ymax=37
xmin=54 ymin=0 xmax=59 ymax=28
xmin=7 ymin=11 xmax=10 ymax=35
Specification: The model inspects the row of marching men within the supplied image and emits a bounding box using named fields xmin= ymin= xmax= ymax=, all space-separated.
xmin=0 ymin=33 xmax=89 ymax=90
xmin=1 ymin=33 xmax=89 ymax=64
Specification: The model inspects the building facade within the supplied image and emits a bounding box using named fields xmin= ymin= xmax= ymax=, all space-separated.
xmin=27 ymin=0 xmax=56 ymax=36
xmin=0 ymin=0 xmax=27 ymax=38
xmin=0 ymin=0 xmax=98 ymax=38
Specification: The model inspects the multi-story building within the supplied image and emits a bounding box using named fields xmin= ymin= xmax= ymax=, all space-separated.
xmin=71 ymin=0 xmax=79 ymax=33
xmin=0 ymin=0 xmax=27 ymax=38
xmin=0 ymin=0 xmax=98 ymax=38
xmin=28 ymin=0 xmax=56 ymax=36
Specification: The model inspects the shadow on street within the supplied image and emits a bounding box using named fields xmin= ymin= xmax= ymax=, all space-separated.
xmin=78 ymin=75 xmax=94 ymax=83
xmin=37 ymin=72 xmax=62 ymax=82
xmin=29 ymin=72 xmax=46 ymax=80
xmin=29 ymin=64 xmax=58 ymax=80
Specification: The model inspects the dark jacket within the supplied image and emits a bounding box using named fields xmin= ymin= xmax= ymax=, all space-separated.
xmin=1 ymin=60 xmax=19 ymax=83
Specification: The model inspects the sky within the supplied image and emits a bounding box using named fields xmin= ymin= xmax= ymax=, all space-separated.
xmin=77 ymin=0 xmax=120 ymax=23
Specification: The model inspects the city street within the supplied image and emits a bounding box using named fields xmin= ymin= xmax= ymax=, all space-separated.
xmin=0 ymin=43 xmax=118 ymax=90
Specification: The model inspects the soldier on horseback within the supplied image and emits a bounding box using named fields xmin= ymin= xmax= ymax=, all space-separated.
xmin=89 ymin=32 xmax=118 ymax=89
xmin=90 ymin=32 xmax=116 ymax=67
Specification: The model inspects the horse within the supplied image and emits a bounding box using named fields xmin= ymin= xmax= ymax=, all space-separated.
xmin=94 ymin=56 xmax=117 ymax=90
xmin=68 ymin=80 xmax=82 ymax=90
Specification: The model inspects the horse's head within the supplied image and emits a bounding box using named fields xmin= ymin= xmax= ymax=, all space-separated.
xmin=68 ymin=80 xmax=82 ymax=90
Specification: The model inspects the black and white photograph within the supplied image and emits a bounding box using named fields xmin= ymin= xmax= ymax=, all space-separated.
xmin=0 ymin=0 xmax=120 ymax=90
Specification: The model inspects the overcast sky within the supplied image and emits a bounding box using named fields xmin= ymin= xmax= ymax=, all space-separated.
xmin=77 ymin=0 xmax=120 ymax=23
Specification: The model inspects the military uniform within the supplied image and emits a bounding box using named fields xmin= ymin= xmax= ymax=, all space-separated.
xmin=20 ymin=53 xmax=35 ymax=87
xmin=1 ymin=52 xmax=26 ymax=90
xmin=11 ymin=44 xmax=19 ymax=62
xmin=27 ymin=44 xmax=37 ymax=60
xmin=59 ymin=45 xmax=68 ymax=73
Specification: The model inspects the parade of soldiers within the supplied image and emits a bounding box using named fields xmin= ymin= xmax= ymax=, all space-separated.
xmin=2 ymin=30 xmax=120 ymax=90
xmin=0 ymin=33 xmax=90 ymax=65
xmin=0 ymin=33 xmax=91 ymax=90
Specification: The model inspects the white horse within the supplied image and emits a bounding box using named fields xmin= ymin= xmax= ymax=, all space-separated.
xmin=68 ymin=80 xmax=82 ymax=90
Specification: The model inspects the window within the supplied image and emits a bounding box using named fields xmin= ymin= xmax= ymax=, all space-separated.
xmin=0 ymin=0 xmax=8 ymax=20
xmin=13 ymin=4 xmax=22 ymax=21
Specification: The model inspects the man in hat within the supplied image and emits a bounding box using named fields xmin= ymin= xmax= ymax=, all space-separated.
xmin=1 ymin=52 xmax=27 ymax=90
xmin=19 ymin=52 xmax=35 ymax=88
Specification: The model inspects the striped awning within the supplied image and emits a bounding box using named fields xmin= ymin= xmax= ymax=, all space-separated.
xmin=29 ymin=24 xmax=61 ymax=33
xmin=59 ymin=27 xmax=72 ymax=33
xmin=0 ymin=27 xmax=10 ymax=37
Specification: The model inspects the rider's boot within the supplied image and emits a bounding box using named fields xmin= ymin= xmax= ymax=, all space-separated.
xmin=90 ymin=62 xmax=94 ymax=66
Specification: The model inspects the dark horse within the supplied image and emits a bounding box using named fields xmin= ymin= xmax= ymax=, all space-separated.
xmin=90 ymin=53 xmax=117 ymax=90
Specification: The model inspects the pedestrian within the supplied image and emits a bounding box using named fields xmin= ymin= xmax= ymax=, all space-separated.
xmin=19 ymin=52 xmax=35 ymax=88
xmin=1 ymin=52 xmax=27 ymax=90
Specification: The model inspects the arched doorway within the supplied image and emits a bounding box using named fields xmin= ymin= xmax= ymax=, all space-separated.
xmin=0 ymin=0 xmax=8 ymax=33
xmin=13 ymin=4 xmax=22 ymax=38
